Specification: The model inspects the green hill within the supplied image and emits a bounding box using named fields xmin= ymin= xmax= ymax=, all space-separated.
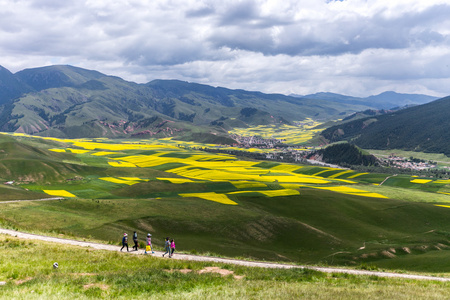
xmin=307 ymin=143 xmax=380 ymax=167
xmin=321 ymin=96 xmax=450 ymax=156
xmin=1 ymin=134 xmax=450 ymax=270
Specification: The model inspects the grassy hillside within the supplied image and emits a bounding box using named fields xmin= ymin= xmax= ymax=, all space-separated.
xmin=1 ymin=133 xmax=450 ymax=272
xmin=321 ymin=96 xmax=450 ymax=156
xmin=307 ymin=143 xmax=380 ymax=166
xmin=0 ymin=134 xmax=104 ymax=185
xmin=2 ymin=235 xmax=449 ymax=299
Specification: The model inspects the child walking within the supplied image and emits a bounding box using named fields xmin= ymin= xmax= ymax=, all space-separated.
xmin=169 ymin=239 xmax=176 ymax=258
xmin=162 ymin=237 xmax=170 ymax=257
xmin=120 ymin=233 xmax=128 ymax=252
xmin=145 ymin=233 xmax=154 ymax=254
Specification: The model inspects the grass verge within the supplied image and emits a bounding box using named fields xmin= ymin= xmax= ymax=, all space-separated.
xmin=1 ymin=234 xmax=449 ymax=299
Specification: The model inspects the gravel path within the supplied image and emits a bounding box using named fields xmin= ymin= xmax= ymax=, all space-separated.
xmin=1 ymin=228 xmax=449 ymax=282
xmin=0 ymin=197 xmax=63 ymax=204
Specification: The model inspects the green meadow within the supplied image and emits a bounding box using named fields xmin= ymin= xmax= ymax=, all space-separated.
xmin=1 ymin=235 xmax=449 ymax=299
xmin=0 ymin=132 xmax=450 ymax=275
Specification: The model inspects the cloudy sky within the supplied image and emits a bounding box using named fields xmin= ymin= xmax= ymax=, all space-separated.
xmin=1 ymin=0 xmax=450 ymax=97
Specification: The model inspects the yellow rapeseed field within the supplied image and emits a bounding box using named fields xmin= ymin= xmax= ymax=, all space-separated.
xmin=43 ymin=190 xmax=76 ymax=198
xmin=228 ymin=119 xmax=323 ymax=144
xmin=179 ymin=192 xmax=238 ymax=205
xmin=49 ymin=149 xmax=66 ymax=153
xmin=435 ymin=204 xmax=450 ymax=208
xmin=99 ymin=177 xmax=142 ymax=185
xmin=312 ymin=169 xmax=340 ymax=177
xmin=227 ymin=189 xmax=299 ymax=197
xmin=108 ymin=161 xmax=137 ymax=167
xmin=434 ymin=179 xmax=450 ymax=184
xmin=270 ymin=164 xmax=302 ymax=172
xmin=157 ymin=178 xmax=195 ymax=184
xmin=328 ymin=170 xmax=354 ymax=179
xmin=313 ymin=186 xmax=388 ymax=198
xmin=231 ymin=181 xmax=267 ymax=188
xmin=411 ymin=179 xmax=433 ymax=184
xmin=2 ymin=132 xmax=392 ymax=203
xmin=258 ymin=189 xmax=300 ymax=197
xmin=347 ymin=173 xmax=369 ymax=178
xmin=68 ymin=148 xmax=90 ymax=154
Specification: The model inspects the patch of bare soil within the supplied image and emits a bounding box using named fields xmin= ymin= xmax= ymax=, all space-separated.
xmin=198 ymin=266 xmax=244 ymax=280
xmin=83 ymin=283 xmax=109 ymax=290
xmin=435 ymin=243 xmax=450 ymax=250
xmin=380 ymin=250 xmax=396 ymax=258
xmin=15 ymin=277 xmax=33 ymax=285
xmin=165 ymin=269 xmax=193 ymax=274
xmin=360 ymin=252 xmax=378 ymax=259
xmin=167 ymin=267 xmax=244 ymax=279
xmin=401 ymin=247 xmax=411 ymax=254
xmin=179 ymin=269 xmax=193 ymax=274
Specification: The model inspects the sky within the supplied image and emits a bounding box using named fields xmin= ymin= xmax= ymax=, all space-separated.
xmin=1 ymin=0 xmax=450 ymax=97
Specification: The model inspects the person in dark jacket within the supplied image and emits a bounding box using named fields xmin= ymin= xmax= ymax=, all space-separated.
xmin=120 ymin=233 xmax=129 ymax=252
xmin=132 ymin=231 xmax=139 ymax=251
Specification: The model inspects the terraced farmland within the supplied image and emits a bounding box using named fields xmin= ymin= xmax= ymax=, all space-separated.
xmin=229 ymin=118 xmax=323 ymax=145
xmin=1 ymin=132 xmax=450 ymax=270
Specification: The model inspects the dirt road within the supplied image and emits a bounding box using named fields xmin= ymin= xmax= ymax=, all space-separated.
xmin=0 ymin=197 xmax=63 ymax=204
xmin=1 ymin=227 xmax=449 ymax=282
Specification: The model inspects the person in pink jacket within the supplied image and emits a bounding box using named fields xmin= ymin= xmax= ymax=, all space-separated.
xmin=145 ymin=233 xmax=154 ymax=254
xmin=169 ymin=239 xmax=176 ymax=258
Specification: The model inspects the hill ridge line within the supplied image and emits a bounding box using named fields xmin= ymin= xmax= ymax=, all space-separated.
xmin=1 ymin=228 xmax=449 ymax=282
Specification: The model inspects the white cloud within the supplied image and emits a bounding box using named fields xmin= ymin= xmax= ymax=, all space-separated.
xmin=0 ymin=0 xmax=449 ymax=97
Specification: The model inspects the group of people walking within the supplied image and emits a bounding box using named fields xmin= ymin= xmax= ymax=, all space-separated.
xmin=163 ymin=237 xmax=176 ymax=258
xmin=120 ymin=231 xmax=175 ymax=257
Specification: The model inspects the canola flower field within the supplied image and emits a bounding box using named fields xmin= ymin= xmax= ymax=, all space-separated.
xmin=228 ymin=118 xmax=324 ymax=145
xmin=3 ymin=132 xmax=450 ymax=207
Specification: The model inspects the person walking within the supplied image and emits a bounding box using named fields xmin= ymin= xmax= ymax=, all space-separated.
xmin=169 ymin=239 xmax=176 ymax=258
xmin=120 ymin=233 xmax=129 ymax=252
xmin=145 ymin=233 xmax=154 ymax=254
xmin=162 ymin=237 xmax=170 ymax=257
xmin=132 ymin=231 xmax=138 ymax=251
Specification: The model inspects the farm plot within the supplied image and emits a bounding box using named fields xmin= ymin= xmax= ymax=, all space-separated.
xmin=17 ymin=135 xmax=389 ymax=203
xmin=7 ymin=133 xmax=448 ymax=205
xmin=228 ymin=118 xmax=324 ymax=145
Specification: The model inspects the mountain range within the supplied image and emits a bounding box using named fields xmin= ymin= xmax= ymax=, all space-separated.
xmin=321 ymin=95 xmax=450 ymax=156
xmin=293 ymin=91 xmax=436 ymax=110
xmin=0 ymin=64 xmax=440 ymax=141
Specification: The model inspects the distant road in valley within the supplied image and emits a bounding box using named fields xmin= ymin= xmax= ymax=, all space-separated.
xmin=0 ymin=197 xmax=63 ymax=204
